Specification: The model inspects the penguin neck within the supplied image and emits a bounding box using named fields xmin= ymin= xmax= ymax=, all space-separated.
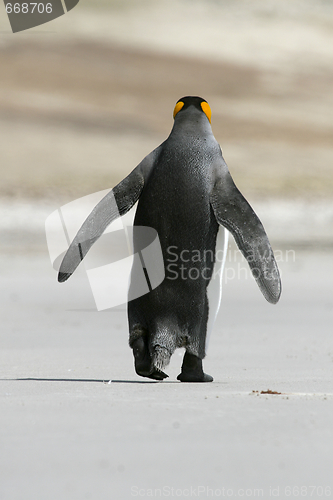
xmin=169 ymin=115 xmax=215 ymax=141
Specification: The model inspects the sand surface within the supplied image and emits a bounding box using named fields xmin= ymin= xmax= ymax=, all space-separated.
xmin=1 ymin=249 xmax=332 ymax=499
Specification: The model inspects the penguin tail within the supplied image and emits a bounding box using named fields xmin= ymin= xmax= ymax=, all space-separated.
xmin=153 ymin=346 xmax=172 ymax=371
xmin=150 ymin=322 xmax=178 ymax=371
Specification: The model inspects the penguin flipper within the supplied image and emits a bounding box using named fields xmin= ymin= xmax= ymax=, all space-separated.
xmin=58 ymin=151 xmax=157 ymax=283
xmin=210 ymin=160 xmax=281 ymax=304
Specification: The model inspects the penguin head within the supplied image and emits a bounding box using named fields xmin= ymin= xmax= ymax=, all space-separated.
xmin=173 ymin=96 xmax=212 ymax=124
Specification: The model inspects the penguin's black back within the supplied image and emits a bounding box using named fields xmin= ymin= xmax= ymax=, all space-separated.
xmin=130 ymin=122 xmax=220 ymax=355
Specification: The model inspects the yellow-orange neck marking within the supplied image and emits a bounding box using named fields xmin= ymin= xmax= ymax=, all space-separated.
xmin=201 ymin=101 xmax=211 ymax=123
xmin=173 ymin=101 xmax=184 ymax=119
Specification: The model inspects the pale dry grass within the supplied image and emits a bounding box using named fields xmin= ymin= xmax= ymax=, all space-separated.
xmin=0 ymin=0 xmax=332 ymax=200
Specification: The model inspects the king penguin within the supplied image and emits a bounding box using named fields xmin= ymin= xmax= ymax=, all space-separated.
xmin=58 ymin=96 xmax=281 ymax=382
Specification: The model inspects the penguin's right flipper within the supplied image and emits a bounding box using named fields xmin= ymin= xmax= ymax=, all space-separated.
xmin=58 ymin=149 xmax=159 ymax=283
xmin=210 ymin=159 xmax=281 ymax=304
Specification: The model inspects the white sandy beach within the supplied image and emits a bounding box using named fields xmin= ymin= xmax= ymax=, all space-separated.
xmin=1 ymin=248 xmax=332 ymax=499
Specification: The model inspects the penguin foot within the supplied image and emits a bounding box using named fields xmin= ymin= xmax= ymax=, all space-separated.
xmin=136 ymin=366 xmax=168 ymax=381
xmin=147 ymin=369 xmax=169 ymax=380
xmin=177 ymin=372 xmax=213 ymax=382
xmin=132 ymin=337 xmax=168 ymax=380
xmin=132 ymin=337 xmax=152 ymax=375
xmin=177 ymin=352 xmax=213 ymax=383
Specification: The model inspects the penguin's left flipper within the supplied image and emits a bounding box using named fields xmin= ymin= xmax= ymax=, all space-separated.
xmin=210 ymin=160 xmax=281 ymax=304
xmin=58 ymin=148 xmax=159 ymax=283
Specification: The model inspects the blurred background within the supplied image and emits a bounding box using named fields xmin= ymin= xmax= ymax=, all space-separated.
xmin=1 ymin=0 xmax=332 ymax=251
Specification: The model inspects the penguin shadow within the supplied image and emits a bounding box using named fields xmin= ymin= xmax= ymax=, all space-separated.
xmin=1 ymin=377 xmax=110 ymax=383
xmin=111 ymin=379 xmax=180 ymax=384
xmin=0 ymin=377 xmax=179 ymax=384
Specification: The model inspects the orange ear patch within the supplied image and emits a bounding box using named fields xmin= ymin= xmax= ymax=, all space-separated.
xmin=173 ymin=101 xmax=184 ymax=119
xmin=201 ymin=101 xmax=211 ymax=123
